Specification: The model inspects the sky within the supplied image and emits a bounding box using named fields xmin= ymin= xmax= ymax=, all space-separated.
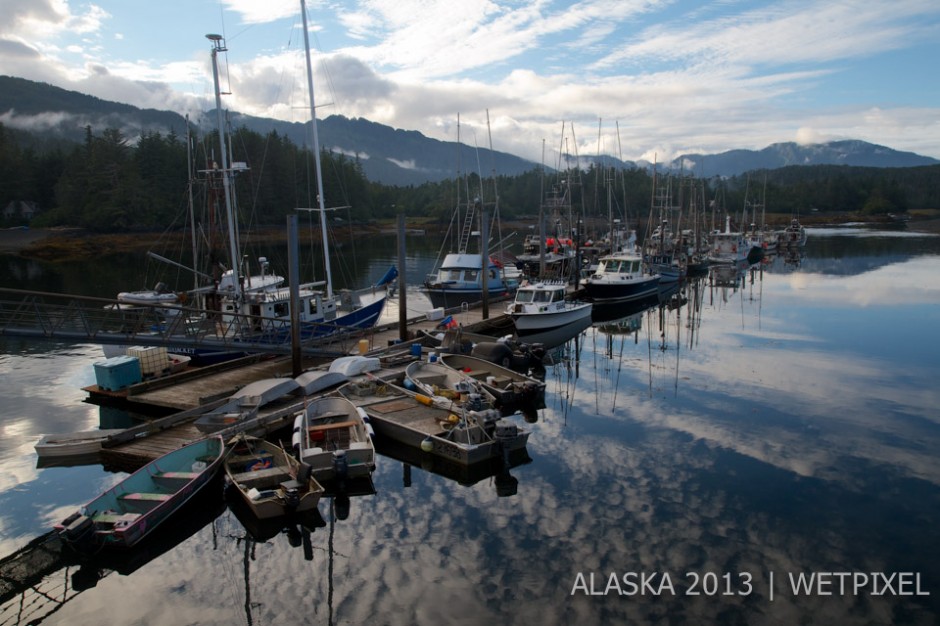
xmin=1 ymin=0 xmax=939 ymax=166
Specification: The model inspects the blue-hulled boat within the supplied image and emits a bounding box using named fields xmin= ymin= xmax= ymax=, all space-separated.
xmin=55 ymin=435 xmax=225 ymax=549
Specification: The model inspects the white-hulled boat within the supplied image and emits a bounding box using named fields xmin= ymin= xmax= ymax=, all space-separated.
xmin=508 ymin=281 xmax=592 ymax=334
xmin=780 ymin=217 xmax=807 ymax=247
xmin=34 ymin=429 xmax=126 ymax=459
xmin=291 ymin=395 xmax=376 ymax=481
xmin=424 ymin=253 xmax=518 ymax=309
xmin=116 ymin=282 xmax=181 ymax=307
xmin=708 ymin=216 xmax=752 ymax=264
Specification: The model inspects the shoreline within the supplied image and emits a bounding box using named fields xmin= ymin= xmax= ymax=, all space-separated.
xmin=3 ymin=215 xmax=939 ymax=260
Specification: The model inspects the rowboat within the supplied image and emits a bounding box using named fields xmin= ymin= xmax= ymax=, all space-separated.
xmin=338 ymin=376 xmax=530 ymax=467
xmin=437 ymin=353 xmax=546 ymax=415
xmin=223 ymin=434 xmax=324 ymax=520
xmin=404 ymin=359 xmax=499 ymax=412
xmin=291 ymin=395 xmax=376 ymax=482
xmin=55 ymin=435 xmax=225 ymax=549
xmin=34 ymin=429 xmax=126 ymax=458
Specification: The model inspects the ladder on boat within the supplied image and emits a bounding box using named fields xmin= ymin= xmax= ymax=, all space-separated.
xmin=457 ymin=199 xmax=478 ymax=254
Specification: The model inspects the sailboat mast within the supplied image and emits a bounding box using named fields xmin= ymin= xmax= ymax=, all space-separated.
xmin=300 ymin=0 xmax=334 ymax=300
xmin=185 ymin=115 xmax=199 ymax=294
xmin=207 ymin=34 xmax=242 ymax=303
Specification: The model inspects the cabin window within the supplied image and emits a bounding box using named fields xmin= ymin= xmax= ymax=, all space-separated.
xmin=466 ymin=269 xmax=479 ymax=281
xmin=535 ymin=290 xmax=551 ymax=303
xmin=516 ymin=290 xmax=535 ymax=303
xmin=605 ymin=260 xmax=621 ymax=273
xmin=273 ymin=303 xmax=288 ymax=317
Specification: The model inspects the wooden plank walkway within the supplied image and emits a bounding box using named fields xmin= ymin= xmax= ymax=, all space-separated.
xmin=95 ymin=301 xmax=514 ymax=471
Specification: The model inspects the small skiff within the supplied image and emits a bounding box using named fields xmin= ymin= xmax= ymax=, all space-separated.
xmin=224 ymin=434 xmax=324 ymax=520
xmin=292 ymin=395 xmax=376 ymax=481
xmin=55 ymin=435 xmax=225 ymax=549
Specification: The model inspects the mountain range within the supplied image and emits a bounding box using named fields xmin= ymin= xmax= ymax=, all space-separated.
xmin=2 ymin=75 xmax=937 ymax=186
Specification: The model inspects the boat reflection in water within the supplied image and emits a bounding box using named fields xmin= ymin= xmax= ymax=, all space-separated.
xmin=591 ymin=292 xmax=661 ymax=328
xmin=709 ymin=259 xmax=750 ymax=289
xmin=226 ymin=473 xmax=375 ymax=626
xmin=0 ymin=478 xmax=229 ymax=626
xmin=377 ymin=434 xmax=531 ymax=497
xmin=520 ymin=314 xmax=593 ymax=353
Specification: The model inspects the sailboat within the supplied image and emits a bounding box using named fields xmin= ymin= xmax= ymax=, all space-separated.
xmin=105 ymin=30 xmax=394 ymax=366
xmin=202 ymin=24 xmax=394 ymax=347
xmin=643 ymin=168 xmax=684 ymax=282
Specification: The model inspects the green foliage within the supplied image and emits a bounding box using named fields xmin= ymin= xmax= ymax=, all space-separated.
xmin=1 ymin=120 xmax=938 ymax=231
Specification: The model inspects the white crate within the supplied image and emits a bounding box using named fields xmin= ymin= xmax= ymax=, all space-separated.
xmin=126 ymin=346 xmax=169 ymax=376
xmin=426 ymin=307 xmax=445 ymax=321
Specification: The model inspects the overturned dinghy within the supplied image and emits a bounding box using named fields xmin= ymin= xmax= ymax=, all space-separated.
xmin=294 ymin=370 xmax=347 ymax=396
xmin=194 ymin=378 xmax=301 ymax=433
xmin=328 ymin=356 xmax=381 ymax=377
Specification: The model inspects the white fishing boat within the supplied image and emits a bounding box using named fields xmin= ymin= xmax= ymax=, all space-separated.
xmin=291 ymin=395 xmax=376 ymax=481
xmin=508 ymin=281 xmax=592 ymax=333
xmin=780 ymin=217 xmax=808 ymax=247
xmin=423 ymin=114 xmax=517 ymax=309
xmin=708 ymin=215 xmax=752 ymax=264
xmin=224 ymin=434 xmax=324 ymax=520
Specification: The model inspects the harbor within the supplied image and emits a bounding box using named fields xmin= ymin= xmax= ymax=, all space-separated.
xmin=2 ymin=226 xmax=940 ymax=625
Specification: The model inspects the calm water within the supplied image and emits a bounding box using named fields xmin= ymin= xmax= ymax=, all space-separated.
xmin=2 ymin=227 xmax=940 ymax=625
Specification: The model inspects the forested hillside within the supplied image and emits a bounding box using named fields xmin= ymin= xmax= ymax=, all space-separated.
xmin=1 ymin=122 xmax=938 ymax=232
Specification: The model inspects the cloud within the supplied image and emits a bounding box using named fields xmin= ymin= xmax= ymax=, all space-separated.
xmin=1 ymin=0 xmax=939 ymax=166
xmin=795 ymin=127 xmax=840 ymax=145
xmin=222 ymin=0 xmax=300 ymax=24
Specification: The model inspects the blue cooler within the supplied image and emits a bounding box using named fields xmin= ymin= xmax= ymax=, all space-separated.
xmin=93 ymin=355 xmax=142 ymax=391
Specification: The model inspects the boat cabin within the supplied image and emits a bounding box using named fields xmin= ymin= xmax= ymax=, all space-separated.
xmin=595 ymin=256 xmax=643 ymax=278
xmin=514 ymin=283 xmax=566 ymax=305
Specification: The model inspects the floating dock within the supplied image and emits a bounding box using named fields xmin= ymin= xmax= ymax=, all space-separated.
xmin=92 ymin=304 xmax=516 ymax=471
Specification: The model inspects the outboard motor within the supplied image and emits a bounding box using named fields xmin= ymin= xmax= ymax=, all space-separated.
xmin=471 ymin=341 xmax=514 ymax=368
xmin=283 ymin=485 xmax=300 ymax=509
xmin=332 ymin=449 xmax=348 ymax=480
xmin=467 ymin=393 xmax=484 ymax=412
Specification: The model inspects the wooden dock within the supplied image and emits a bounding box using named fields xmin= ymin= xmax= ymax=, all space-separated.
xmin=94 ymin=302 xmax=514 ymax=471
